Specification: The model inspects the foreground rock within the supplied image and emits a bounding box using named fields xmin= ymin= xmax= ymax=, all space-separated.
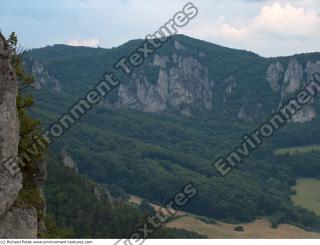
xmin=0 ymin=32 xmax=39 ymax=238
xmin=0 ymin=208 xmax=37 ymax=238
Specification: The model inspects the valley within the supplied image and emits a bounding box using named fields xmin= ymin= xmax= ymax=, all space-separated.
xmin=2 ymin=0 xmax=320 ymax=239
xmin=21 ymin=34 xmax=320 ymax=236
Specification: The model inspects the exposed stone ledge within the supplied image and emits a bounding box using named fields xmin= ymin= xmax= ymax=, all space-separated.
xmin=0 ymin=207 xmax=37 ymax=239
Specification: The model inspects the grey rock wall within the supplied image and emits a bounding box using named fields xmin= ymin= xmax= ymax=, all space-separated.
xmin=0 ymin=208 xmax=37 ymax=239
xmin=267 ymin=59 xmax=320 ymax=123
xmin=0 ymin=33 xmax=22 ymax=219
xmin=105 ymin=55 xmax=214 ymax=116
xmin=0 ymin=33 xmax=39 ymax=239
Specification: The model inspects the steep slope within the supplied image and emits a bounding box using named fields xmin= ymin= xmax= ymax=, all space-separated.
xmin=44 ymin=154 xmax=206 ymax=238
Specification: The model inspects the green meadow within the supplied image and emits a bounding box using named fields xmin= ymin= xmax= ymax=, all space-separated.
xmin=274 ymin=145 xmax=320 ymax=156
xmin=292 ymin=178 xmax=320 ymax=215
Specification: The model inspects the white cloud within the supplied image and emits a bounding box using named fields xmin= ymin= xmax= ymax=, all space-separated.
xmin=185 ymin=17 xmax=251 ymax=43
xmin=184 ymin=2 xmax=320 ymax=56
xmin=251 ymin=2 xmax=320 ymax=37
xmin=66 ymin=38 xmax=100 ymax=47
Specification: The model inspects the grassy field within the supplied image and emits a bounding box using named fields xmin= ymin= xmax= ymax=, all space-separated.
xmin=166 ymin=216 xmax=320 ymax=239
xmin=130 ymin=195 xmax=320 ymax=238
xmin=274 ymin=145 xmax=320 ymax=155
xmin=292 ymin=178 xmax=320 ymax=215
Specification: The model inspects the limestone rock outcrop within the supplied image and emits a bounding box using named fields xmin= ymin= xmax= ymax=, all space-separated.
xmin=0 ymin=33 xmax=22 ymax=219
xmin=266 ymin=59 xmax=320 ymax=123
xmin=61 ymin=150 xmax=78 ymax=173
xmin=24 ymin=57 xmax=61 ymax=91
xmin=104 ymin=55 xmax=214 ymax=116
xmin=266 ymin=61 xmax=283 ymax=92
xmin=0 ymin=208 xmax=37 ymax=239
xmin=0 ymin=32 xmax=40 ymax=239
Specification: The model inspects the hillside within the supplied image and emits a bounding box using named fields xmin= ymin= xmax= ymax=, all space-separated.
xmin=23 ymin=35 xmax=320 ymax=233
xmin=43 ymin=154 xmax=206 ymax=238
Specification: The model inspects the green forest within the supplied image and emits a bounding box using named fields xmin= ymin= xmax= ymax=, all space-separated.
xmin=18 ymin=34 xmax=320 ymax=235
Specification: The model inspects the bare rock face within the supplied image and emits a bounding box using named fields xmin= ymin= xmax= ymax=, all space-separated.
xmin=0 ymin=33 xmax=22 ymax=218
xmin=0 ymin=207 xmax=37 ymax=239
xmin=266 ymin=62 xmax=284 ymax=92
xmin=266 ymin=59 xmax=320 ymax=124
xmin=61 ymin=151 xmax=78 ymax=173
xmin=291 ymin=105 xmax=316 ymax=124
xmin=305 ymin=61 xmax=320 ymax=82
xmin=282 ymin=59 xmax=304 ymax=97
xmin=0 ymin=33 xmax=40 ymax=239
xmin=105 ymin=55 xmax=213 ymax=116
xmin=281 ymin=59 xmax=317 ymax=123
xmin=225 ymin=75 xmax=237 ymax=95
xmin=153 ymin=55 xmax=168 ymax=68
xmin=24 ymin=57 xmax=61 ymax=91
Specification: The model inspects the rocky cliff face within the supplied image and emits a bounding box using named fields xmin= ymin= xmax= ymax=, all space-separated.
xmin=0 ymin=208 xmax=38 ymax=238
xmin=266 ymin=62 xmax=283 ymax=92
xmin=0 ymin=33 xmax=38 ymax=238
xmin=103 ymin=44 xmax=320 ymax=122
xmin=24 ymin=57 xmax=61 ymax=91
xmin=61 ymin=150 xmax=78 ymax=173
xmin=107 ymin=55 xmax=320 ymax=122
xmin=267 ymin=59 xmax=320 ymax=123
xmin=104 ymin=54 xmax=214 ymax=116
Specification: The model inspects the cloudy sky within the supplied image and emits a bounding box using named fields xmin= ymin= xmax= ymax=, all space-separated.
xmin=0 ymin=0 xmax=319 ymax=57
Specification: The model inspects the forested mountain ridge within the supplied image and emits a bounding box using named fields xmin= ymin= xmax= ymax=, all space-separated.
xmin=25 ymin=35 xmax=320 ymax=121
xmin=23 ymin=35 xmax=320 ymax=232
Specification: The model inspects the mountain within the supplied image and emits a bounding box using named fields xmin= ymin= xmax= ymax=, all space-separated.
xmin=23 ymin=35 xmax=320 ymax=232
xmin=24 ymin=35 xmax=320 ymax=121
xmin=0 ymin=32 xmax=207 ymax=238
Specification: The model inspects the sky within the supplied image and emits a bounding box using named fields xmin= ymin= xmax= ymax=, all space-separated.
xmin=0 ymin=0 xmax=319 ymax=57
